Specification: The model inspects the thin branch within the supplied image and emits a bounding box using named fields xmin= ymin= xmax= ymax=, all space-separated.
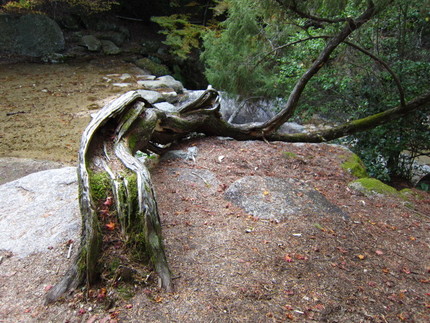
xmin=254 ymin=35 xmax=406 ymax=108
xmin=265 ymin=91 xmax=430 ymax=142
xmin=274 ymin=0 xmax=352 ymax=24
xmin=250 ymin=1 xmax=377 ymax=136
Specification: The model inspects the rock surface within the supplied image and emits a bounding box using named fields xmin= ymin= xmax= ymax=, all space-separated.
xmin=225 ymin=175 xmax=347 ymax=222
xmin=0 ymin=14 xmax=65 ymax=57
xmin=0 ymin=167 xmax=80 ymax=257
xmin=138 ymin=75 xmax=184 ymax=93
xmin=0 ymin=157 xmax=65 ymax=185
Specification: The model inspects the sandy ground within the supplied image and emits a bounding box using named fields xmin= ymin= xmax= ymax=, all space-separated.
xmin=0 ymin=58 xmax=147 ymax=164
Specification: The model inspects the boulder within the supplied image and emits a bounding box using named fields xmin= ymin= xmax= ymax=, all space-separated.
xmin=154 ymin=101 xmax=177 ymax=112
xmin=101 ymin=39 xmax=121 ymax=55
xmin=81 ymin=34 xmax=101 ymax=52
xmin=0 ymin=14 xmax=64 ymax=57
xmin=225 ymin=176 xmax=347 ymax=222
xmin=0 ymin=167 xmax=80 ymax=257
xmin=135 ymin=89 xmax=163 ymax=103
xmin=138 ymin=75 xmax=184 ymax=93
xmin=97 ymin=31 xmax=127 ymax=46
xmin=135 ymin=58 xmax=170 ymax=77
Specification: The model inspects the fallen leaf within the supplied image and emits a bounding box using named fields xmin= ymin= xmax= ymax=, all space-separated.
xmin=97 ymin=288 xmax=107 ymax=300
xmin=284 ymin=254 xmax=294 ymax=263
xmin=337 ymin=247 xmax=348 ymax=254
xmin=154 ymin=296 xmax=163 ymax=303
xmin=357 ymin=254 xmax=366 ymax=260
xmin=294 ymin=253 xmax=308 ymax=260
xmin=44 ymin=285 xmax=53 ymax=291
xmin=263 ymin=190 xmax=270 ymax=196
xmin=397 ymin=312 xmax=408 ymax=321
xmin=285 ymin=313 xmax=295 ymax=320
xmin=105 ymin=222 xmax=116 ymax=231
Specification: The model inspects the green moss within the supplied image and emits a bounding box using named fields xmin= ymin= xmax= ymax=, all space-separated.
xmin=282 ymin=151 xmax=298 ymax=159
xmin=89 ymin=171 xmax=111 ymax=202
xmin=116 ymin=284 xmax=135 ymax=300
xmin=341 ymin=153 xmax=368 ymax=178
xmin=126 ymin=173 xmax=138 ymax=202
xmin=135 ymin=58 xmax=170 ymax=76
xmin=349 ymin=178 xmax=399 ymax=196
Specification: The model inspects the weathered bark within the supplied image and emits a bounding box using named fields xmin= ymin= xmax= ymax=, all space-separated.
xmin=46 ymin=92 xmax=172 ymax=303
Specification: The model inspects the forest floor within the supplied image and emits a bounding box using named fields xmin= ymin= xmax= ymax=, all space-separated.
xmin=0 ymin=59 xmax=430 ymax=322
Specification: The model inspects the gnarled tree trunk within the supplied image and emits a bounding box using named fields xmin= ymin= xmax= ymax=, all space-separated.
xmin=45 ymin=87 xmax=430 ymax=304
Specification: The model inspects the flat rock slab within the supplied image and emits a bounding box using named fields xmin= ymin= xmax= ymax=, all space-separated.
xmin=0 ymin=167 xmax=80 ymax=257
xmin=225 ymin=176 xmax=347 ymax=222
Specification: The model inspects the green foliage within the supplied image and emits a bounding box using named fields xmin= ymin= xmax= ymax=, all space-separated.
xmin=135 ymin=58 xmax=170 ymax=77
xmin=200 ymin=0 xmax=430 ymax=183
xmin=1 ymin=0 xmax=118 ymax=16
xmin=151 ymin=14 xmax=206 ymax=59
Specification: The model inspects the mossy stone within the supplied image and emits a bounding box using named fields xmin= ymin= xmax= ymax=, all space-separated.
xmin=341 ymin=153 xmax=368 ymax=178
xmin=348 ymin=178 xmax=399 ymax=196
xmin=135 ymin=58 xmax=170 ymax=76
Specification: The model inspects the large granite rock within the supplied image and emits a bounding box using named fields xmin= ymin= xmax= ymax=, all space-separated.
xmin=0 ymin=14 xmax=64 ymax=57
xmin=0 ymin=167 xmax=80 ymax=257
xmin=225 ymin=176 xmax=347 ymax=222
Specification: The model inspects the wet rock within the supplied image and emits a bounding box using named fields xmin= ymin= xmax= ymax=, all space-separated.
xmin=0 ymin=167 xmax=80 ymax=257
xmin=279 ymin=122 xmax=306 ymax=134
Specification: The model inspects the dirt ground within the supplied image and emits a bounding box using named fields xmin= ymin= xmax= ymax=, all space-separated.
xmin=0 ymin=60 xmax=430 ymax=322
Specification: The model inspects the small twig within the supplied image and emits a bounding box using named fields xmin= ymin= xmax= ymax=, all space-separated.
xmin=6 ymin=111 xmax=26 ymax=116
xmin=191 ymin=172 xmax=209 ymax=186
xmin=67 ymin=243 xmax=73 ymax=259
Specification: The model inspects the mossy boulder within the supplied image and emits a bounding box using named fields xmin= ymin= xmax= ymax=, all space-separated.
xmin=348 ymin=178 xmax=399 ymax=197
xmin=341 ymin=153 xmax=368 ymax=178
xmin=135 ymin=58 xmax=170 ymax=77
